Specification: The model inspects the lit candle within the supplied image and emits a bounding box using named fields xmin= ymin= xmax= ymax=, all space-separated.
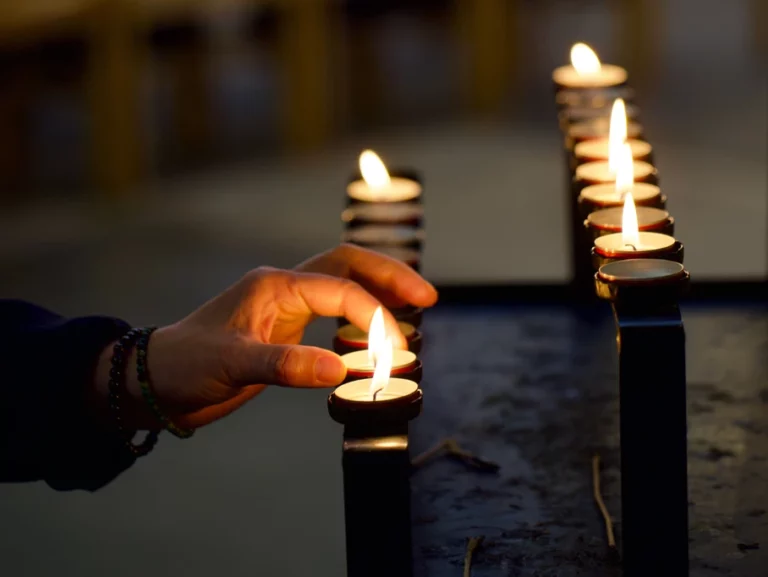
xmin=572 ymin=99 xmax=652 ymax=165
xmin=342 ymin=224 xmax=424 ymax=249
xmin=552 ymin=43 xmax=628 ymax=90
xmin=592 ymin=192 xmax=683 ymax=269
xmin=346 ymin=150 xmax=422 ymax=204
xmin=586 ymin=205 xmax=674 ymax=239
xmin=331 ymin=334 xmax=421 ymax=404
xmin=334 ymin=315 xmax=422 ymax=356
xmin=574 ymin=142 xmax=658 ymax=199
xmin=339 ymin=307 xmax=422 ymax=384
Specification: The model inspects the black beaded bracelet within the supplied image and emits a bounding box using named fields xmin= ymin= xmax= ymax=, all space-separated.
xmin=135 ymin=328 xmax=195 ymax=439
xmin=108 ymin=328 xmax=159 ymax=457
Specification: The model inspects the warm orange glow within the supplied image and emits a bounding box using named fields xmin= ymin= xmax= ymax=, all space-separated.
xmin=359 ymin=150 xmax=391 ymax=189
xmin=570 ymin=43 xmax=602 ymax=75
xmin=371 ymin=337 xmax=393 ymax=398
xmin=622 ymin=192 xmax=640 ymax=248
xmin=614 ymin=142 xmax=635 ymax=196
xmin=608 ymin=99 xmax=627 ymax=172
xmin=367 ymin=306 xmax=385 ymax=366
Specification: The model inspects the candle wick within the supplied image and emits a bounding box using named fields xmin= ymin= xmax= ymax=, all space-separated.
xmin=624 ymin=243 xmax=637 ymax=251
xmin=372 ymin=387 xmax=383 ymax=401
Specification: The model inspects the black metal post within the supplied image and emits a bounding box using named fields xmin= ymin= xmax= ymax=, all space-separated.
xmin=342 ymin=425 xmax=414 ymax=577
xmin=328 ymin=387 xmax=423 ymax=577
xmin=596 ymin=260 xmax=689 ymax=576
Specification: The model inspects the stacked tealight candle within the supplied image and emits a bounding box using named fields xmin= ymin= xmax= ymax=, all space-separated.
xmin=552 ymin=42 xmax=684 ymax=290
xmin=341 ymin=150 xmax=427 ymax=328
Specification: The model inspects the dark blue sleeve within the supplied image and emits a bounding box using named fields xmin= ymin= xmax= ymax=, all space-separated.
xmin=0 ymin=299 xmax=138 ymax=491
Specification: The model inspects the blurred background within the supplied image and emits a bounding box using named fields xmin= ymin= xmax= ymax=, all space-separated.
xmin=0 ymin=0 xmax=765 ymax=576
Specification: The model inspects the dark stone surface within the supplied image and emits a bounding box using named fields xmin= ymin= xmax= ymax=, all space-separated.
xmin=412 ymin=302 xmax=768 ymax=576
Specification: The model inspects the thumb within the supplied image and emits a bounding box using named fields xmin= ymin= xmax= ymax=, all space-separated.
xmin=229 ymin=341 xmax=347 ymax=388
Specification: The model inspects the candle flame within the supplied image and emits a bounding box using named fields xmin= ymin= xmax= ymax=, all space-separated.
xmin=622 ymin=192 xmax=640 ymax=248
xmin=371 ymin=337 xmax=393 ymax=399
xmin=614 ymin=142 xmax=634 ymax=197
xmin=608 ymin=99 xmax=627 ymax=172
xmin=570 ymin=43 xmax=601 ymax=75
xmin=367 ymin=306 xmax=385 ymax=367
xmin=359 ymin=150 xmax=391 ymax=190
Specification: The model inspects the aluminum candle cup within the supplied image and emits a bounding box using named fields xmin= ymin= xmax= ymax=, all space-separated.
xmin=346 ymin=168 xmax=423 ymax=207
xmin=592 ymin=233 xmax=684 ymax=270
xmin=585 ymin=206 xmax=674 ymax=240
xmin=578 ymin=182 xmax=665 ymax=218
xmin=341 ymin=350 xmax=422 ymax=385
xmin=594 ymin=258 xmax=689 ymax=302
xmin=334 ymin=322 xmax=422 ymax=356
xmin=328 ymin=378 xmax=423 ymax=429
xmin=342 ymin=225 xmax=424 ymax=251
xmin=342 ymin=202 xmax=424 ymax=229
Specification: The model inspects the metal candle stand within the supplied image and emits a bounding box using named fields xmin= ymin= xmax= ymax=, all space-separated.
xmin=328 ymin=389 xmax=423 ymax=577
xmin=595 ymin=259 xmax=690 ymax=576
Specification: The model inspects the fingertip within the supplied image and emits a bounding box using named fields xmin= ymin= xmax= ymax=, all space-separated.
xmin=314 ymin=352 xmax=347 ymax=386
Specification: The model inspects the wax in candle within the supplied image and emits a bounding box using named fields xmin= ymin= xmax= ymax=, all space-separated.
xmin=334 ymin=378 xmax=418 ymax=402
xmin=598 ymin=259 xmax=685 ymax=282
xmin=347 ymin=177 xmax=421 ymax=203
xmin=337 ymin=322 xmax=416 ymax=346
xmin=569 ymin=117 xmax=642 ymax=142
xmin=574 ymin=138 xmax=652 ymax=162
xmin=341 ymin=349 xmax=417 ymax=373
xmin=587 ymin=206 xmax=670 ymax=232
xmin=580 ymin=182 xmax=661 ymax=206
xmin=552 ymin=57 xmax=627 ymax=88
xmin=576 ymin=160 xmax=656 ymax=184
xmin=594 ymin=232 xmax=675 ymax=256
xmin=342 ymin=225 xmax=424 ymax=246
xmin=342 ymin=202 xmax=424 ymax=225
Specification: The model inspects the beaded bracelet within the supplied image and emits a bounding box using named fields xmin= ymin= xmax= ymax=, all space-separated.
xmin=108 ymin=328 xmax=160 ymax=457
xmin=135 ymin=328 xmax=195 ymax=439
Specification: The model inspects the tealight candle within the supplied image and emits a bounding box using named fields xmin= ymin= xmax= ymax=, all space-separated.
xmin=579 ymin=182 xmax=663 ymax=213
xmin=573 ymin=141 xmax=658 ymax=200
xmin=342 ymin=224 xmax=424 ymax=249
xmin=559 ymin=101 xmax=639 ymax=129
xmin=575 ymin=159 xmax=656 ymax=185
xmin=594 ymin=258 xmax=689 ymax=302
xmin=567 ymin=117 xmax=643 ymax=150
xmin=574 ymin=138 xmax=652 ymax=165
xmin=556 ymin=84 xmax=635 ymax=109
xmin=341 ymin=349 xmax=421 ymax=383
xmin=342 ymin=202 xmax=424 ymax=229
xmin=346 ymin=150 xmax=422 ymax=204
xmin=552 ymin=43 xmax=628 ymax=90
xmin=334 ymin=377 xmax=418 ymax=403
xmin=586 ymin=206 xmax=674 ymax=239
xmin=334 ymin=320 xmax=422 ymax=355
xmin=591 ymin=193 xmax=683 ymax=269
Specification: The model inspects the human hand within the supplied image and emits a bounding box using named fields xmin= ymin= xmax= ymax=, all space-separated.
xmin=93 ymin=245 xmax=437 ymax=430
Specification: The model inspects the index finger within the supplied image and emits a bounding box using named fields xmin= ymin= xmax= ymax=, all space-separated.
xmin=334 ymin=244 xmax=438 ymax=308
xmin=292 ymin=272 xmax=408 ymax=349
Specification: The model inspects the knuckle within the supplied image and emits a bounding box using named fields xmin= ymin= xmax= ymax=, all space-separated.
xmin=273 ymin=347 xmax=303 ymax=385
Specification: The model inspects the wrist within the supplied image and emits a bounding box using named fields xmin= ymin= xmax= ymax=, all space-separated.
xmin=90 ymin=338 xmax=163 ymax=431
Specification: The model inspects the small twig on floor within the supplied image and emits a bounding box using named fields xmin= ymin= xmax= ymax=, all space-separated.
xmin=462 ymin=536 xmax=484 ymax=577
xmin=411 ymin=438 xmax=450 ymax=468
xmin=411 ymin=438 xmax=500 ymax=473
xmin=592 ymin=454 xmax=617 ymax=550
